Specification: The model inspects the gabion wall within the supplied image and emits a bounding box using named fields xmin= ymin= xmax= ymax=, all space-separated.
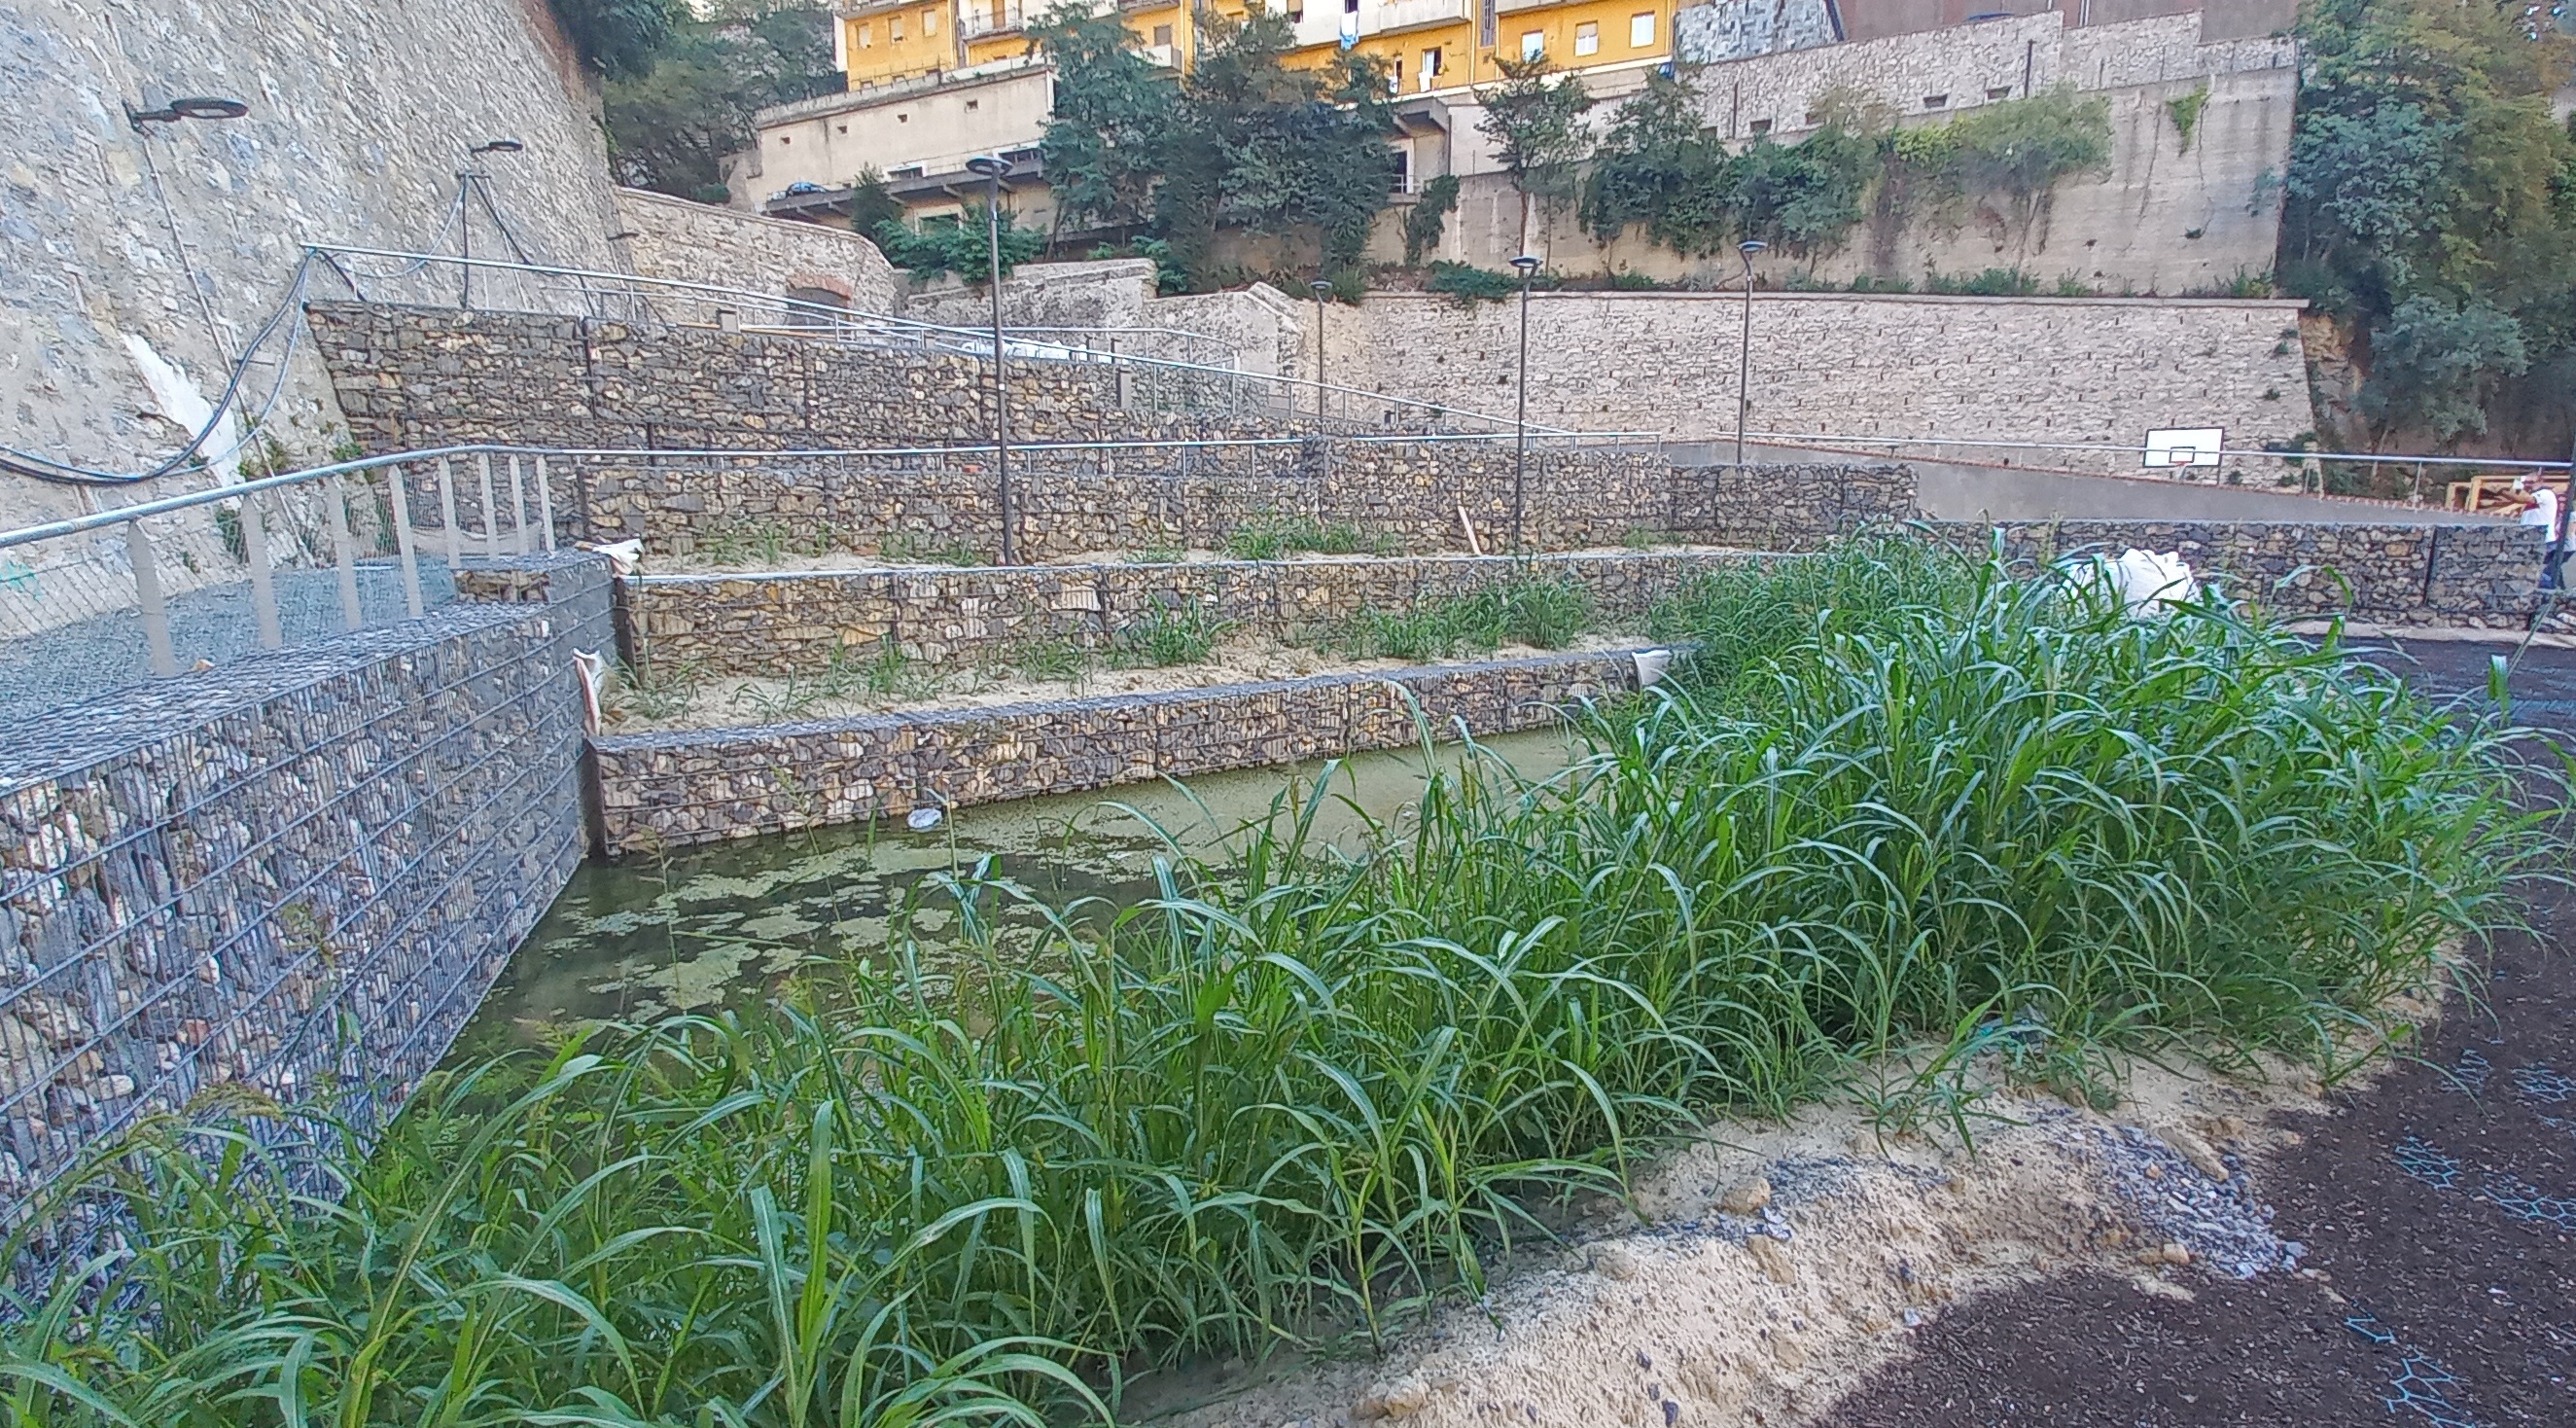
xmin=0 ymin=553 xmax=610 ymax=1232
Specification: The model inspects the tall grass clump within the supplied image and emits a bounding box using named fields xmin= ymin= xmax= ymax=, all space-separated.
xmin=6 ymin=545 xmax=2551 ymax=1425
xmin=1329 ymin=575 xmax=1594 ymax=661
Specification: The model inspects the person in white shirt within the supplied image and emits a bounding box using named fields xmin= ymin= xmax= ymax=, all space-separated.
xmin=2521 ymin=482 xmax=2565 ymax=589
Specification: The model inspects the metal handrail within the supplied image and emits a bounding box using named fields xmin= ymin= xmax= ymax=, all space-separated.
xmin=0 ymin=434 xmax=1661 ymax=551
xmin=302 ymin=245 xmax=1589 ymax=438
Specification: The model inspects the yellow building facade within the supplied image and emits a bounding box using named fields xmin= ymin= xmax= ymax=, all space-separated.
xmin=833 ymin=0 xmax=1674 ymax=105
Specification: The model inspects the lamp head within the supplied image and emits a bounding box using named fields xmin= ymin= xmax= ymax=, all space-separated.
xmin=1310 ymin=279 xmax=1333 ymax=298
xmin=470 ymin=138 xmax=524 ymax=157
xmin=124 ymin=95 xmax=249 ymax=131
xmin=964 ymin=155 xmax=1009 ymax=178
xmin=1509 ymin=254 xmax=1541 ymax=274
xmin=1738 ymin=239 xmax=1768 ymax=258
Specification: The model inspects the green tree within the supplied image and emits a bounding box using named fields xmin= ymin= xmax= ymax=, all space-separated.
xmin=1403 ymin=173 xmax=1462 ymax=265
xmin=548 ymin=0 xmax=681 ymax=79
xmin=873 ymin=206 xmax=1049 ymax=280
xmin=2356 ymin=296 xmax=2530 ymax=445
xmin=1475 ymin=56 xmax=1596 ymax=252
xmin=600 ymin=5 xmax=841 ymax=198
xmin=2283 ymin=0 xmax=2576 ymax=456
xmin=847 ymin=168 xmax=907 ymax=236
xmin=1033 ymin=6 xmax=1181 ymax=232
xmin=1580 ymin=72 xmax=1869 ymax=258
xmin=1040 ymin=6 xmax=1396 ymax=288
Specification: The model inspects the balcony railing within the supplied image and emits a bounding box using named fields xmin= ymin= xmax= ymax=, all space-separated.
xmin=960 ymin=0 xmax=1027 ymax=38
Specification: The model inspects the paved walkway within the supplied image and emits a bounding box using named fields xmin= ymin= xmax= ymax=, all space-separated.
xmin=1828 ymin=633 xmax=2576 ymax=1427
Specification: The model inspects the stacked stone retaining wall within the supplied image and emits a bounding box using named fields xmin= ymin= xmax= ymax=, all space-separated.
xmin=631 ymin=551 xmax=1751 ymax=676
xmin=0 ymin=553 xmax=608 ymax=1230
xmin=582 ymin=454 xmax=1905 ymax=563
xmin=590 ymin=650 xmax=1643 ymax=854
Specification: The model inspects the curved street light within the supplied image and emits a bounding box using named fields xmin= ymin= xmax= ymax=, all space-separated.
xmin=1735 ymin=240 xmax=1768 ymax=467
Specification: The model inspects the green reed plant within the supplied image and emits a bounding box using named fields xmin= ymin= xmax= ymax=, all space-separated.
xmin=7 ymin=545 xmax=2551 ymax=1425
xmin=1328 ymin=575 xmax=1595 ymax=661
xmin=1112 ymin=597 xmax=1236 ymax=666
xmin=1222 ymin=514 xmax=1397 ymax=561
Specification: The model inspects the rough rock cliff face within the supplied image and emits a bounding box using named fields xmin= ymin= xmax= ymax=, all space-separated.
xmin=0 ymin=0 xmax=630 ymax=528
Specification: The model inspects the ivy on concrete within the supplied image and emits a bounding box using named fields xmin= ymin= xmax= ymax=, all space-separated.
xmin=2166 ymin=84 xmax=2210 ymax=154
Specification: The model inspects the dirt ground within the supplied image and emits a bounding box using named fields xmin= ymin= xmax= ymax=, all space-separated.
xmin=1825 ymin=633 xmax=2576 ymax=1428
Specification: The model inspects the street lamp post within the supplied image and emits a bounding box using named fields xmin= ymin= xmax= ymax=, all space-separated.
xmin=1734 ymin=240 xmax=1768 ymax=466
xmin=967 ymin=155 xmax=1015 ymax=564
xmin=1309 ymin=278 xmax=1332 ymax=429
xmin=1509 ymin=254 xmax=1541 ymax=552
xmin=460 ymin=138 xmax=524 ymax=310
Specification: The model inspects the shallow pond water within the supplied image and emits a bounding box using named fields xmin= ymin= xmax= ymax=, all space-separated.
xmin=448 ymin=731 xmax=1577 ymax=1060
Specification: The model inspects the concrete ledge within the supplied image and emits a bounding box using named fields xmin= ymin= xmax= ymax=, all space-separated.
xmin=589 ymin=648 xmax=1652 ymax=854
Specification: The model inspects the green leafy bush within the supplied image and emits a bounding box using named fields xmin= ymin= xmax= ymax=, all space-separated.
xmin=1329 ymin=576 xmax=1595 ymax=660
xmin=1222 ymin=514 xmax=1396 ymax=559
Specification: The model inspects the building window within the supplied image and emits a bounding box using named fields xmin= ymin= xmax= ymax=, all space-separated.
xmin=1987 ymin=85 xmax=2011 ymax=99
xmin=922 ymin=8 xmax=938 ymax=35
xmin=1479 ymin=0 xmax=1497 ymax=45
xmin=965 ymin=98 xmax=979 ymax=110
xmin=890 ymin=14 xmax=903 ymax=40
xmin=1923 ymin=93 xmax=1949 ymax=108
xmin=1390 ymin=148 xmax=1412 ymax=193
xmin=1520 ymin=29 xmax=1543 ymax=60
xmin=1629 ymin=11 xmax=1654 ymax=46
xmin=857 ymin=20 xmax=871 ymax=47
xmin=1152 ymin=21 xmax=1172 ymax=43
xmin=897 ymin=111 xmax=910 ymax=123
xmin=1573 ymin=20 xmax=1598 ymax=54
xmin=1345 ymin=0 xmax=1359 ymax=12
xmin=1420 ymin=46 xmax=1441 ymax=89
xmin=1748 ymin=118 xmax=1772 ymax=135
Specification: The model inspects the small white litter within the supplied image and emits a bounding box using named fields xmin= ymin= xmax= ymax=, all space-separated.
xmin=905 ymin=806 xmax=944 ymax=832
xmin=2065 ymin=548 xmax=2196 ymax=616
xmin=1633 ymin=648 xmax=1674 ymax=689
xmin=582 ymin=538 xmax=645 ymax=577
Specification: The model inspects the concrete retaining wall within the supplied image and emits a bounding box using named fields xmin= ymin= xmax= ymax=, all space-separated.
xmin=0 ymin=552 xmax=608 ymax=1229
xmin=590 ymin=650 xmax=1644 ymax=854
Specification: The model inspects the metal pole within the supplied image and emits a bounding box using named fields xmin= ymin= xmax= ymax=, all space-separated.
xmin=128 ymin=519 xmax=176 ymax=678
xmin=508 ymin=454 xmax=530 ymax=554
xmin=535 ymin=453 xmax=557 ymax=552
xmin=458 ymin=171 xmax=473 ymax=309
xmin=438 ymin=456 xmax=462 ymax=569
xmin=388 ymin=465 xmax=426 ymax=617
xmin=984 ymin=170 xmax=1015 ymax=565
xmin=239 ymin=491 xmax=282 ymax=650
xmin=477 ymin=453 xmax=500 ymax=558
xmin=1736 ymin=266 xmax=1753 ymax=465
xmin=1735 ymin=240 xmax=1767 ymax=467
xmin=327 ymin=474 xmax=363 ymax=631
xmin=1514 ymin=269 xmax=1532 ymax=553
xmin=1310 ymin=279 xmax=1330 ymax=430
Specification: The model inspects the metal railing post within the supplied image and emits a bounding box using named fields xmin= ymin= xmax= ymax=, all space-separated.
xmin=238 ymin=491 xmax=282 ymax=650
xmin=508 ymin=455 xmax=531 ymax=554
xmin=534 ymin=454 xmax=557 ymax=552
xmin=327 ymin=474 xmax=364 ymax=631
xmin=388 ymin=464 xmax=426 ymax=618
xmin=438 ymin=457 xmax=462 ymax=569
xmin=477 ymin=453 xmax=500 ymax=558
xmin=128 ymin=519 xmax=176 ymax=678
